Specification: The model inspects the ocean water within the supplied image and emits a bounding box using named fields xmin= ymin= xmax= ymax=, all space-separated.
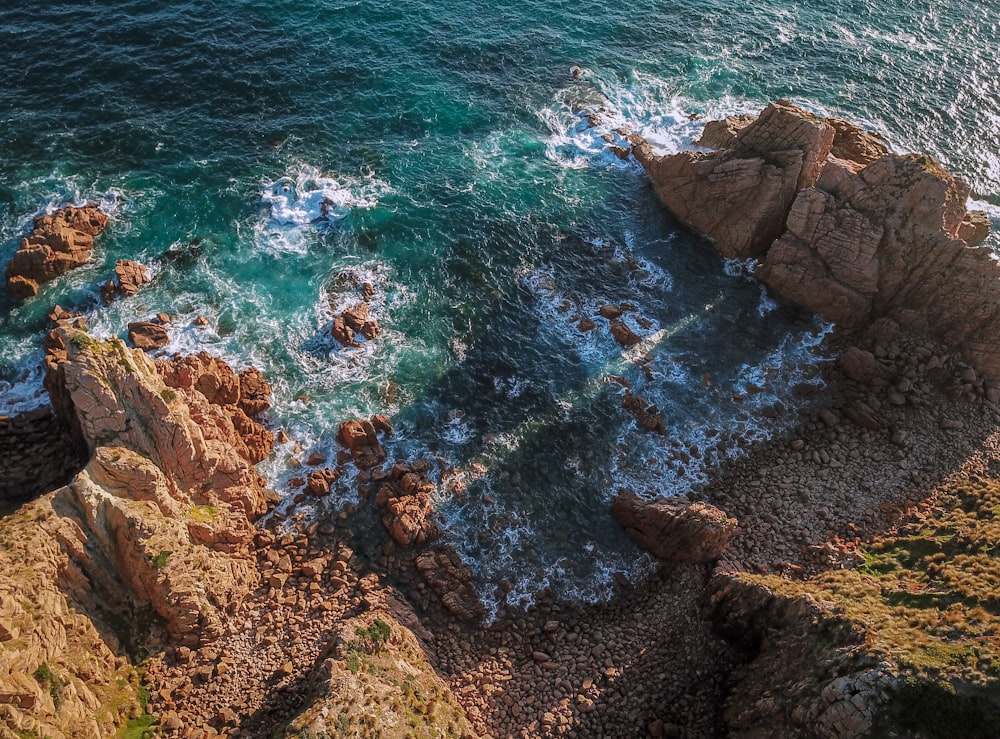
xmin=1 ymin=0 xmax=997 ymax=614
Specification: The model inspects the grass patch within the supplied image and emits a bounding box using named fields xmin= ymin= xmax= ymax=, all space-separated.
xmin=151 ymin=550 xmax=172 ymax=571
xmin=120 ymin=714 xmax=157 ymax=739
xmin=33 ymin=661 xmax=65 ymax=710
xmin=187 ymin=505 xmax=217 ymax=523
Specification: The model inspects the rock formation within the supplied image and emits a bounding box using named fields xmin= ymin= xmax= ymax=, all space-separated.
xmin=127 ymin=320 xmax=169 ymax=350
xmin=5 ymin=204 xmax=109 ymax=300
xmin=100 ymin=259 xmax=151 ymax=303
xmin=633 ymin=100 xmax=999 ymax=379
xmin=0 ymin=324 xmax=276 ymax=736
xmin=414 ymin=546 xmax=484 ymax=622
xmin=611 ymin=491 xmax=738 ymax=564
xmin=375 ymin=460 xmax=442 ymax=548
xmin=336 ymin=417 xmax=389 ymax=470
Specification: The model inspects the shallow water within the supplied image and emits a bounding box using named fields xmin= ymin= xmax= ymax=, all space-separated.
xmin=1 ymin=0 xmax=997 ymax=614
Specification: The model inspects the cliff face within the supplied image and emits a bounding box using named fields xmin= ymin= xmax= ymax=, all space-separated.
xmin=0 ymin=325 xmax=275 ymax=738
xmin=634 ymin=100 xmax=999 ymax=379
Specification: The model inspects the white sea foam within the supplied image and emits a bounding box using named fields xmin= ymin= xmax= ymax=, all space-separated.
xmin=538 ymin=70 xmax=760 ymax=168
xmin=257 ymin=165 xmax=390 ymax=254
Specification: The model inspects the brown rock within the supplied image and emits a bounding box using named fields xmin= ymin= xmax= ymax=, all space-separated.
xmin=306 ymin=468 xmax=340 ymax=496
xmin=415 ymin=546 xmax=485 ymax=622
xmin=695 ymin=114 xmax=756 ymax=150
xmin=635 ymin=101 xmax=834 ymax=259
xmin=238 ymin=367 xmax=272 ymax=417
xmin=610 ymin=320 xmax=642 ymax=347
xmin=838 ymin=346 xmax=894 ymax=385
xmin=637 ymin=99 xmax=1000 ymax=380
xmin=826 ymin=117 xmax=890 ymax=167
xmin=127 ymin=321 xmax=169 ymax=350
xmin=331 ymin=316 xmax=356 ymax=347
xmin=611 ymin=490 xmax=738 ymax=563
xmin=622 ymin=390 xmax=666 ymax=435
xmin=342 ymin=302 xmax=370 ymax=332
xmin=577 ymin=317 xmax=596 ymax=332
xmin=5 ymin=204 xmax=109 ymax=300
xmin=114 ymin=259 xmax=150 ymax=298
xmin=599 ymin=304 xmax=623 ymax=319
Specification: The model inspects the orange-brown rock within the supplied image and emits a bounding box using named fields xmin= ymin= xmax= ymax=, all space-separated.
xmin=114 ymin=259 xmax=150 ymax=298
xmin=238 ymin=367 xmax=272 ymax=417
xmin=306 ymin=467 xmax=341 ymax=496
xmin=4 ymin=204 xmax=109 ymax=300
xmin=636 ymin=100 xmax=999 ymax=379
xmin=414 ymin=546 xmax=485 ymax=622
xmin=374 ymin=461 xmax=441 ymax=548
xmin=127 ymin=320 xmax=169 ymax=350
xmin=336 ymin=418 xmax=388 ymax=469
xmin=610 ymin=320 xmax=642 ymax=347
xmin=622 ymin=390 xmax=667 ymax=435
xmin=635 ymin=101 xmax=835 ymax=259
xmin=694 ymin=114 xmax=755 ymax=150
xmin=331 ymin=316 xmax=356 ymax=347
xmin=611 ymin=490 xmax=738 ymax=563
xmin=42 ymin=326 xmax=274 ymax=635
xmin=0 ymin=327 xmax=276 ymax=736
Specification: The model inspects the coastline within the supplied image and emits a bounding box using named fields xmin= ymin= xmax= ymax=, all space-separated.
xmin=2 ymin=101 xmax=999 ymax=738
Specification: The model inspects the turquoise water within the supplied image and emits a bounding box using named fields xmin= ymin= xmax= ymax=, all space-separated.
xmin=1 ymin=0 xmax=997 ymax=613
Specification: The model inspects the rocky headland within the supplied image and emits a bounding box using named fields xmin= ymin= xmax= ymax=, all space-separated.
xmin=1 ymin=102 xmax=999 ymax=739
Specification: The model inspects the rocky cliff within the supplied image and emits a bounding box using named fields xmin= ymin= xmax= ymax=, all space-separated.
xmin=0 ymin=324 xmax=275 ymax=737
xmin=633 ymin=100 xmax=999 ymax=379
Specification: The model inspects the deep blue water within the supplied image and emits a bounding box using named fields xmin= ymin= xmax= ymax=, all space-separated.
xmin=1 ymin=0 xmax=997 ymax=613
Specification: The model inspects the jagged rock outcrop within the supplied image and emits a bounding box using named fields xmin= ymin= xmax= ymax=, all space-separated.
xmin=611 ymin=491 xmax=738 ymax=563
xmin=1 ymin=326 xmax=276 ymax=736
xmin=5 ymin=204 xmax=109 ymax=300
xmin=282 ymin=610 xmax=473 ymax=737
xmin=100 ymin=259 xmax=151 ymax=303
xmin=336 ymin=417 xmax=389 ymax=470
xmin=635 ymin=101 xmax=835 ymax=259
xmin=702 ymin=572 xmax=892 ymax=739
xmin=414 ymin=546 xmax=485 ymax=622
xmin=634 ymin=100 xmax=999 ymax=379
xmin=375 ymin=460 xmax=442 ymax=548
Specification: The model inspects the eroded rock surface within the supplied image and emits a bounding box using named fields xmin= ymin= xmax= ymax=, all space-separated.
xmin=5 ymin=204 xmax=109 ymax=300
xmin=611 ymin=491 xmax=738 ymax=564
xmin=634 ymin=100 xmax=998 ymax=379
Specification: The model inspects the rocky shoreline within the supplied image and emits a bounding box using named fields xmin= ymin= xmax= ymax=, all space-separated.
xmin=2 ymin=102 xmax=999 ymax=739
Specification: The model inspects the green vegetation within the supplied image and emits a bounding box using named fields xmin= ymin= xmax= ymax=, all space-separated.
xmin=68 ymin=329 xmax=98 ymax=350
xmin=151 ymin=550 xmax=172 ymax=571
xmin=33 ymin=662 xmax=65 ymax=710
xmin=187 ymin=504 xmax=217 ymax=522
xmin=753 ymin=472 xmax=1000 ymax=737
xmin=159 ymin=388 xmax=177 ymax=403
xmin=354 ymin=618 xmax=392 ymax=651
xmin=120 ymin=714 xmax=157 ymax=739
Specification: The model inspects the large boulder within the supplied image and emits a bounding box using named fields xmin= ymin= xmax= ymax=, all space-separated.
xmin=375 ymin=461 xmax=441 ymax=548
xmin=635 ymin=100 xmax=999 ymax=379
xmin=611 ymin=491 xmax=738 ymax=563
xmin=634 ymin=101 xmax=835 ymax=259
xmin=414 ymin=546 xmax=485 ymax=622
xmin=5 ymin=204 xmax=109 ymax=299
